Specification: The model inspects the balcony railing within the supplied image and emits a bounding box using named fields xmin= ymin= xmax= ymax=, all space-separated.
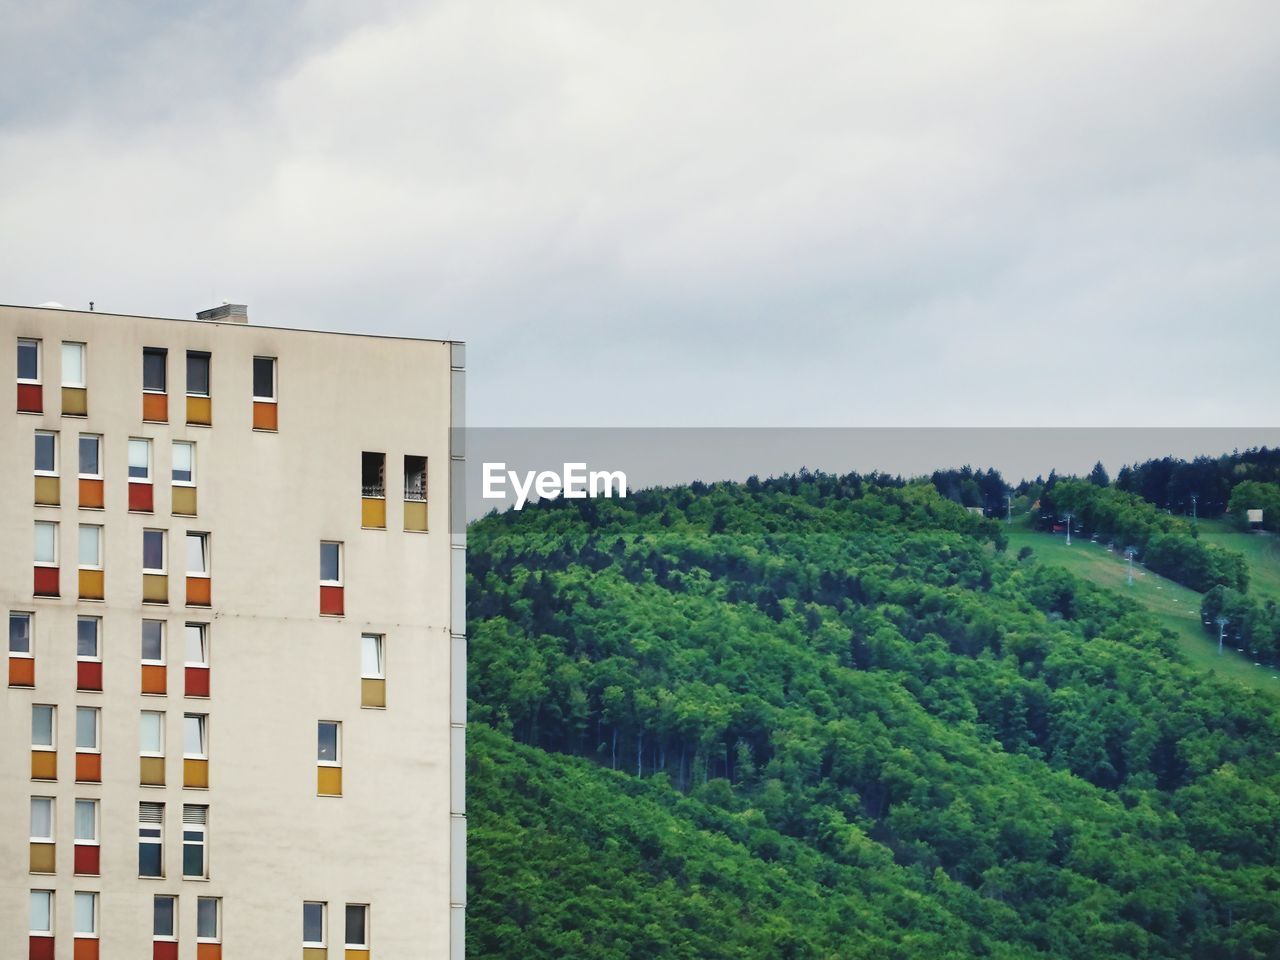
xmin=404 ymin=482 xmax=426 ymax=502
xmin=362 ymin=484 xmax=385 ymax=499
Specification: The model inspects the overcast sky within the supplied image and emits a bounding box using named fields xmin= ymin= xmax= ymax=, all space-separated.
xmin=1 ymin=1 xmax=1277 ymax=427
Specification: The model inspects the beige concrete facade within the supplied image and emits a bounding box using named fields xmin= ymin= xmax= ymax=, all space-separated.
xmin=1 ymin=304 xmax=465 ymax=959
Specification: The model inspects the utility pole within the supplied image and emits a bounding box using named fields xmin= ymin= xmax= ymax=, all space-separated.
xmin=1191 ymin=494 xmax=1198 ymax=523
xmin=1216 ymin=616 xmax=1230 ymax=656
xmin=1124 ymin=547 xmax=1137 ymax=585
xmin=1063 ymin=511 xmax=1074 ymax=546
xmin=1006 ymin=494 xmax=1013 ymax=524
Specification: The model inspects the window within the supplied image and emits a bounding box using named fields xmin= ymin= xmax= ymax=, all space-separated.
xmin=30 ymin=797 xmax=54 ymax=842
xmin=139 ymin=802 xmax=164 ymax=877
xmin=141 ymin=712 xmax=165 ymax=756
xmin=129 ymin=438 xmax=152 ymax=481
xmin=253 ymin=356 xmax=277 ymax=401
xmin=318 ymin=721 xmax=340 ymax=765
xmin=74 ymin=891 xmax=98 ymax=937
xmin=184 ymin=714 xmax=208 ymax=759
xmin=34 ymin=431 xmax=57 ymax=475
xmin=32 ymin=705 xmax=55 ymax=749
xmin=78 ymin=435 xmax=101 ymax=478
xmin=405 ymin=455 xmax=427 ymax=501
xmin=185 ymin=623 xmax=208 ymax=667
xmin=304 ymin=902 xmax=326 ymax=948
xmin=76 ymin=706 xmax=100 ymax=752
xmin=10 ymin=611 xmax=33 ymax=656
xmin=320 ymin=542 xmax=342 ymax=585
xmin=196 ymin=897 xmax=221 ymax=942
xmin=30 ymin=891 xmax=53 ymax=936
xmin=143 ymin=529 xmax=166 ymax=573
xmin=141 ymin=620 xmax=165 ymax=664
xmin=362 ymin=452 xmax=386 ymax=498
xmin=154 ymin=895 xmax=177 ymax=940
xmin=77 ymin=617 xmax=101 ymax=661
xmin=78 ymin=524 xmax=103 ymax=569
xmin=187 ymin=352 xmax=210 ymax=397
xmin=18 ymin=338 xmax=41 ymax=383
xmin=62 ymin=342 xmax=86 ymax=388
xmin=172 ymin=441 xmax=195 ymax=485
xmin=186 ymin=532 xmax=209 ymax=576
xmin=361 ymin=634 xmax=385 ymax=679
xmin=143 ymin=348 xmax=167 ymax=393
xmin=34 ymin=521 xmax=57 ymax=565
xmin=345 ymin=904 xmax=369 ymax=950
xmin=183 ymin=805 xmax=208 ymax=878
xmin=75 ymin=799 xmax=98 ymax=844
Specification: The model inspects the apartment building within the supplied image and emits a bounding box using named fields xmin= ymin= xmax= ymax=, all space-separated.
xmin=1 ymin=303 xmax=466 ymax=960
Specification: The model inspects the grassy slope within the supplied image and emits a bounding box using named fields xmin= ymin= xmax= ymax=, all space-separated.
xmin=1005 ymin=518 xmax=1280 ymax=699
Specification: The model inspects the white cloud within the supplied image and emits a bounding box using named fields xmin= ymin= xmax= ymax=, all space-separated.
xmin=1 ymin=0 xmax=1277 ymax=426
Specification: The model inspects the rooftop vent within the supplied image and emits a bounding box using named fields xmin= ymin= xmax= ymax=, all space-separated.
xmin=196 ymin=303 xmax=248 ymax=324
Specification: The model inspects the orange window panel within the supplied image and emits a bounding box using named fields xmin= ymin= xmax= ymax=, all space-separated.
xmin=143 ymin=392 xmax=168 ymax=422
xmin=78 ymin=569 xmax=104 ymax=601
xmin=75 ymin=752 xmax=101 ymax=783
xmin=73 ymin=937 xmax=99 ymax=960
xmin=141 ymin=664 xmax=167 ymax=695
xmin=79 ymin=478 xmax=104 ymax=509
xmin=31 ymin=750 xmax=57 ymax=781
xmin=253 ymin=401 xmax=278 ymax=431
xmin=196 ymin=943 xmax=222 ymax=960
xmin=187 ymin=577 xmax=211 ymax=607
xmin=10 ymin=657 xmax=35 ymax=687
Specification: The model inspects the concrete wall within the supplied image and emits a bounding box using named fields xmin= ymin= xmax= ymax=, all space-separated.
xmin=0 ymin=305 xmax=459 ymax=958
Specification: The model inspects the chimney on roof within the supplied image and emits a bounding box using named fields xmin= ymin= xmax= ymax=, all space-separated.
xmin=196 ymin=303 xmax=248 ymax=324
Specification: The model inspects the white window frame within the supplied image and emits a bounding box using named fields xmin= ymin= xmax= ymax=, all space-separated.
xmin=184 ymin=713 xmax=208 ymax=760
xmin=78 ymin=434 xmax=102 ymax=480
xmin=303 ymin=901 xmax=327 ymax=948
xmin=9 ymin=611 xmax=34 ymax=658
xmin=62 ymin=341 xmax=87 ymax=388
xmin=317 ymin=721 xmax=341 ymax=767
xmin=186 ymin=532 xmax=210 ymax=578
xmin=139 ymin=802 xmax=165 ymax=879
xmin=253 ymin=356 xmax=277 ymax=402
xmin=129 ymin=438 xmax=153 ymax=482
xmin=75 ymin=798 xmax=100 ymax=845
xmin=76 ymin=705 xmax=101 ymax=754
xmin=32 ymin=704 xmax=56 ymax=750
xmin=78 ymin=524 xmax=103 ymax=570
xmin=361 ymin=633 xmax=385 ymax=680
xmin=77 ymin=616 xmax=102 ymax=662
xmin=143 ymin=529 xmax=167 ymax=575
xmin=140 ymin=711 xmax=166 ymax=758
xmin=18 ymin=338 xmax=42 ymax=385
xmin=30 ymin=796 xmax=55 ymax=842
xmin=196 ymin=897 xmax=221 ymax=943
xmin=185 ymin=623 xmax=209 ymax=667
xmin=153 ymin=894 xmax=178 ymax=942
xmin=320 ymin=541 xmax=343 ymax=586
xmin=74 ymin=890 xmax=99 ymax=938
xmin=186 ymin=351 xmax=211 ymax=399
xmin=34 ymin=430 xmax=58 ymax=477
xmin=172 ymin=441 xmax=196 ymax=486
xmin=34 ymin=521 xmax=58 ymax=567
xmin=141 ymin=619 xmax=166 ymax=665
xmin=30 ymin=890 xmax=53 ymax=936
xmin=143 ymin=347 xmax=167 ymax=394
xmin=405 ymin=454 xmax=428 ymax=502
xmin=345 ymin=903 xmax=369 ymax=950
xmin=182 ymin=805 xmax=209 ymax=879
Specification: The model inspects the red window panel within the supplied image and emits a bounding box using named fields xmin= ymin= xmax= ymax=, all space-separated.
xmin=320 ymin=585 xmax=344 ymax=616
xmin=77 ymin=661 xmax=103 ymax=692
xmin=29 ymin=936 xmax=54 ymax=960
xmin=153 ymin=942 xmax=178 ymax=960
xmin=186 ymin=666 xmax=210 ymax=698
xmin=17 ymin=383 xmax=43 ymax=413
xmin=33 ymin=567 xmax=59 ymax=597
xmin=74 ymin=843 xmax=100 ymax=876
xmin=128 ymin=482 xmax=154 ymax=512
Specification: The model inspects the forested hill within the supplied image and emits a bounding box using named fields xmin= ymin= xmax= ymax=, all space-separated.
xmin=466 ymin=474 xmax=1280 ymax=960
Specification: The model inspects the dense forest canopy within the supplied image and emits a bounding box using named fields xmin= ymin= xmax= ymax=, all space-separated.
xmin=467 ymin=473 xmax=1280 ymax=960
